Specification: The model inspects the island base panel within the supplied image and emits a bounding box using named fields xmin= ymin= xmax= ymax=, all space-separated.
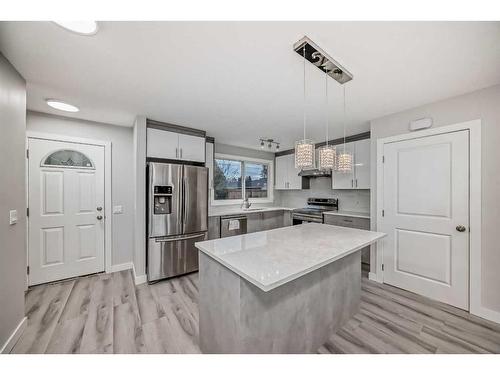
xmin=199 ymin=251 xmax=361 ymax=353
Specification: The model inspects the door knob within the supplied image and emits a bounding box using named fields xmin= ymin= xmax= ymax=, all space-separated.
xmin=97 ymin=206 xmax=103 ymax=211
xmin=456 ymin=225 xmax=466 ymax=232
xmin=97 ymin=215 xmax=103 ymax=220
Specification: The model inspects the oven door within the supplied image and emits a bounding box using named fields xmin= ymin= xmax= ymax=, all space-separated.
xmin=292 ymin=213 xmax=323 ymax=225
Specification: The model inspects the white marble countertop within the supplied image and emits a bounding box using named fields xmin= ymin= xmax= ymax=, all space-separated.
xmin=323 ymin=210 xmax=371 ymax=219
xmin=195 ymin=223 xmax=385 ymax=292
xmin=209 ymin=206 xmax=293 ymax=217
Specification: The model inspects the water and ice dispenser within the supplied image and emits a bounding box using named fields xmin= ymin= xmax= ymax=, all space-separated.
xmin=153 ymin=185 xmax=172 ymax=214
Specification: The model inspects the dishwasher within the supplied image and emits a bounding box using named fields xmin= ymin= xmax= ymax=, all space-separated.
xmin=220 ymin=215 xmax=247 ymax=237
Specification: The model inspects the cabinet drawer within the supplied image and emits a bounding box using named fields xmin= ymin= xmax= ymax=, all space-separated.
xmin=323 ymin=214 xmax=370 ymax=230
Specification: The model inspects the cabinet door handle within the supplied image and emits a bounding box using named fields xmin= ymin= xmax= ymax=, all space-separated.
xmin=355 ymin=179 xmax=358 ymax=188
xmin=175 ymin=148 xmax=178 ymax=158
xmin=351 ymin=179 xmax=354 ymax=188
xmin=180 ymin=148 xmax=183 ymax=159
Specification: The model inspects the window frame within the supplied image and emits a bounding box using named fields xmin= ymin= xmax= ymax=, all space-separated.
xmin=211 ymin=153 xmax=274 ymax=206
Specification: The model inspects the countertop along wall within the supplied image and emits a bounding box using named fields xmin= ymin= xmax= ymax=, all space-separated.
xmin=370 ymin=83 xmax=500 ymax=316
xmin=0 ymin=54 xmax=26 ymax=352
xmin=26 ymin=111 xmax=135 ymax=268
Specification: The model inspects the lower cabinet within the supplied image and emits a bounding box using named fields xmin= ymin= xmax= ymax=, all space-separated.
xmin=208 ymin=216 xmax=221 ymax=240
xmin=210 ymin=210 xmax=292 ymax=239
xmin=323 ymin=214 xmax=371 ymax=265
xmin=248 ymin=210 xmax=290 ymax=233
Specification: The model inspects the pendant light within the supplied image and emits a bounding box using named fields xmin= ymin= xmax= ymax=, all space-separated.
xmin=295 ymin=45 xmax=315 ymax=170
xmin=318 ymin=68 xmax=336 ymax=170
xmin=335 ymin=84 xmax=353 ymax=173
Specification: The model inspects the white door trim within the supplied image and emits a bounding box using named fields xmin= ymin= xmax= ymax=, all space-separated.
xmin=374 ymin=119 xmax=497 ymax=323
xmin=26 ymin=131 xmax=113 ymax=276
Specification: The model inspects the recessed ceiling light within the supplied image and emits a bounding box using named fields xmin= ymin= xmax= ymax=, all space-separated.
xmin=53 ymin=21 xmax=98 ymax=36
xmin=46 ymin=99 xmax=80 ymax=112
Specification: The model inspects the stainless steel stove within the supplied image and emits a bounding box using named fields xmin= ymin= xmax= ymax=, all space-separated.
xmin=292 ymin=198 xmax=338 ymax=224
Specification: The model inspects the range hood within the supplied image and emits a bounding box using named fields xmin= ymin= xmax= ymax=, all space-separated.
xmin=298 ymin=168 xmax=332 ymax=178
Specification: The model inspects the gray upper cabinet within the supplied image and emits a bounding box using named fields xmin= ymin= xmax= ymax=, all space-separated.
xmin=147 ymin=128 xmax=206 ymax=163
xmin=332 ymin=139 xmax=370 ymax=190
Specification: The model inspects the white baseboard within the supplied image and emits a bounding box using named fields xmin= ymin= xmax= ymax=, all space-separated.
xmin=109 ymin=262 xmax=146 ymax=285
xmin=368 ymin=271 xmax=383 ymax=283
xmin=0 ymin=317 xmax=27 ymax=354
xmin=132 ymin=263 xmax=147 ymax=285
xmin=109 ymin=262 xmax=134 ymax=273
xmin=471 ymin=305 xmax=500 ymax=325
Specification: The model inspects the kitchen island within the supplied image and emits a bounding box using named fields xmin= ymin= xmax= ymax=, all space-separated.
xmin=195 ymin=223 xmax=385 ymax=353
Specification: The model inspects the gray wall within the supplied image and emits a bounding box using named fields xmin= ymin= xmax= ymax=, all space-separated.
xmin=0 ymin=54 xmax=26 ymax=350
xmin=27 ymin=111 xmax=135 ymax=267
xmin=370 ymin=83 xmax=500 ymax=313
xmin=133 ymin=116 xmax=147 ymax=278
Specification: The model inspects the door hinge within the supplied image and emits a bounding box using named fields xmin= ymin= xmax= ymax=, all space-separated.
xmin=382 ymin=155 xmax=385 ymax=163
xmin=27 ymin=266 xmax=30 ymax=275
xmin=381 ymin=264 xmax=384 ymax=271
xmin=27 ymin=207 xmax=29 ymax=217
xmin=382 ymin=209 xmax=385 ymax=217
xmin=26 ymin=149 xmax=29 ymax=158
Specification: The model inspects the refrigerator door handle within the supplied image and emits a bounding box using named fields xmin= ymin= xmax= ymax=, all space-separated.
xmin=181 ymin=174 xmax=186 ymax=228
xmin=155 ymin=233 xmax=206 ymax=242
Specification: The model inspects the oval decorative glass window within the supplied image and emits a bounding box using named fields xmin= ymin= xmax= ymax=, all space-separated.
xmin=42 ymin=149 xmax=94 ymax=169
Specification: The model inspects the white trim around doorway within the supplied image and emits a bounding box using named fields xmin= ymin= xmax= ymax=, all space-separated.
xmin=373 ymin=119 xmax=499 ymax=324
xmin=26 ymin=131 xmax=113 ymax=277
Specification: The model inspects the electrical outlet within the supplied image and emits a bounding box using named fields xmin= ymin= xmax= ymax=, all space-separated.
xmin=9 ymin=210 xmax=18 ymax=225
xmin=113 ymin=205 xmax=123 ymax=214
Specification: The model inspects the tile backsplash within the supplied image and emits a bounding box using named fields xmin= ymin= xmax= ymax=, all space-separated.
xmin=274 ymin=177 xmax=370 ymax=212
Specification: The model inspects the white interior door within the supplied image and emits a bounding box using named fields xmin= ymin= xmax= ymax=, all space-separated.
xmin=382 ymin=130 xmax=469 ymax=309
xmin=28 ymin=138 xmax=105 ymax=285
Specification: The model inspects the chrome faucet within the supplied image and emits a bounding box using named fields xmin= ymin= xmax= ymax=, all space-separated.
xmin=241 ymin=198 xmax=251 ymax=210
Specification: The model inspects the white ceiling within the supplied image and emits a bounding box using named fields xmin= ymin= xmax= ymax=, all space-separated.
xmin=1 ymin=21 xmax=500 ymax=150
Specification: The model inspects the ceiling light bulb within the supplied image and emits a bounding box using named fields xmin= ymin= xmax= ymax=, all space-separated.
xmin=276 ymin=144 xmax=280 ymax=150
xmin=46 ymin=99 xmax=80 ymax=112
xmin=268 ymin=142 xmax=272 ymax=149
xmin=260 ymin=140 xmax=265 ymax=149
xmin=53 ymin=21 xmax=99 ymax=35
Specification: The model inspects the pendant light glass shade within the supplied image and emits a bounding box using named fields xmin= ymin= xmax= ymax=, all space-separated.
xmin=336 ymin=149 xmax=353 ymax=173
xmin=295 ymin=139 xmax=315 ymax=169
xmin=295 ymin=45 xmax=315 ymax=170
xmin=335 ymin=84 xmax=353 ymax=173
xmin=318 ymin=144 xmax=336 ymax=170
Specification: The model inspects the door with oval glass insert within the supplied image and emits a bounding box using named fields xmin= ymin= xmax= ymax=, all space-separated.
xmin=28 ymin=138 xmax=105 ymax=285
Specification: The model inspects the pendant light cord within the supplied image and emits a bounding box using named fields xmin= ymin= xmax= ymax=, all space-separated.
xmin=343 ymin=84 xmax=346 ymax=152
xmin=325 ymin=69 xmax=329 ymax=146
xmin=303 ymin=45 xmax=306 ymax=140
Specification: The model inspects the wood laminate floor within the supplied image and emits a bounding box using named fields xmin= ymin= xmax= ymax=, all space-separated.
xmin=11 ymin=269 xmax=500 ymax=354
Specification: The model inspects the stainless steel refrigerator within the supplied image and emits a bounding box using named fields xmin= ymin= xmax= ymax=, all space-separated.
xmin=147 ymin=162 xmax=208 ymax=282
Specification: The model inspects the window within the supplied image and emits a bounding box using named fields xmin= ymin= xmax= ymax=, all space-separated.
xmin=42 ymin=149 xmax=94 ymax=169
xmin=213 ymin=154 xmax=272 ymax=204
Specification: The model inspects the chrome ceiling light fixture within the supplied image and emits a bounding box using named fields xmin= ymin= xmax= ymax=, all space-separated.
xmin=293 ymin=36 xmax=353 ymax=171
xmin=318 ymin=68 xmax=336 ymax=171
xmin=335 ymin=84 xmax=353 ymax=173
xmin=294 ymin=45 xmax=315 ymax=170
xmin=259 ymin=138 xmax=280 ymax=151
